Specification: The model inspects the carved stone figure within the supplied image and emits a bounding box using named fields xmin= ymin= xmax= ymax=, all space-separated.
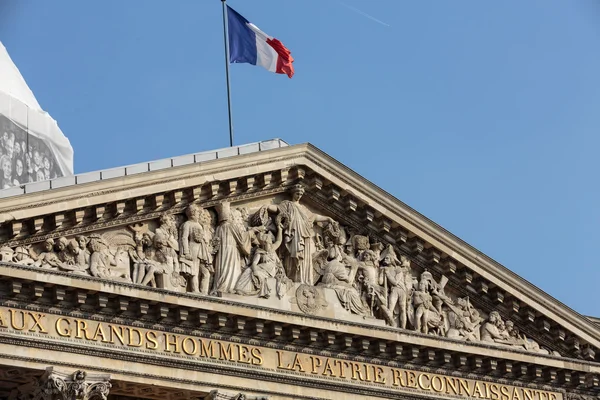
xmin=87 ymin=234 xmax=130 ymax=282
xmin=412 ymin=276 xmax=434 ymax=334
xmin=179 ymin=204 xmax=214 ymax=295
xmin=129 ymin=230 xmax=155 ymax=285
xmin=156 ymin=214 xmax=179 ymax=252
xmin=412 ymin=271 xmax=448 ymax=335
xmin=479 ymin=311 xmax=558 ymax=355
xmin=314 ymin=225 xmax=370 ymax=317
xmin=73 ymin=236 xmax=91 ymax=269
xmin=235 ymin=220 xmax=290 ymax=299
xmin=128 ymin=227 xmax=180 ymax=289
xmin=481 ymin=311 xmax=510 ymax=343
xmin=351 ymin=235 xmax=370 ymax=260
xmin=149 ymin=230 xmax=181 ymax=290
xmin=212 ymin=202 xmax=255 ymax=294
xmin=33 ymin=239 xmax=61 ymax=269
xmin=0 ymin=246 xmax=14 ymax=262
xmin=53 ymin=237 xmax=84 ymax=274
xmin=54 ymin=238 xmax=89 ymax=275
xmin=356 ymin=249 xmax=394 ymax=325
xmin=445 ymin=297 xmax=481 ymax=341
xmin=55 ymin=237 xmax=70 ymax=263
xmin=266 ymin=184 xmax=334 ymax=285
xmin=13 ymin=246 xmax=35 ymax=266
xmin=379 ymin=246 xmax=413 ymax=329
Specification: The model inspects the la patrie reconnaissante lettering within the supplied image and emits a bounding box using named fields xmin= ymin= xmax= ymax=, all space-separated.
xmin=0 ymin=307 xmax=562 ymax=400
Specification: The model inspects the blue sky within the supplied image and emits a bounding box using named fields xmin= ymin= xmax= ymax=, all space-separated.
xmin=1 ymin=0 xmax=599 ymax=316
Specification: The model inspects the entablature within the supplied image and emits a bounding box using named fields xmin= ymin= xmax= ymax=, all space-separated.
xmin=0 ymin=143 xmax=598 ymax=367
xmin=0 ymin=262 xmax=598 ymax=397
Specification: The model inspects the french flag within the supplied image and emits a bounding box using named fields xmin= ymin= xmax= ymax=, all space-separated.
xmin=227 ymin=6 xmax=295 ymax=79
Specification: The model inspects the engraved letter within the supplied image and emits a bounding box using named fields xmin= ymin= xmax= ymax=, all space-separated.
xmin=374 ymin=366 xmax=386 ymax=384
xmin=472 ymin=382 xmax=485 ymax=399
xmin=110 ymin=326 xmax=126 ymax=345
xmin=146 ymin=331 xmax=158 ymax=350
xmin=291 ymin=353 xmax=306 ymax=372
xmin=164 ymin=333 xmax=181 ymax=353
xmin=238 ymin=345 xmax=251 ymax=364
xmin=445 ymin=377 xmax=459 ymax=395
xmin=490 ymin=384 xmax=501 ymax=400
xmin=127 ymin=328 xmax=143 ymax=347
xmin=392 ymin=369 xmax=406 ymax=387
xmin=75 ymin=320 xmax=91 ymax=340
xmin=500 ymin=386 xmax=511 ymax=400
xmin=310 ymin=356 xmax=323 ymax=374
xmin=431 ymin=376 xmax=444 ymax=393
xmin=92 ymin=323 xmax=109 ymax=342
xmin=200 ymin=340 xmax=215 ymax=358
xmin=251 ymin=347 xmax=263 ymax=365
xmin=28 ymin=312 xmax=48 ymax=334
xmin=9 ymin=309 xmax=26 ymax=331
xmin=322 ymin=358 xmax=336 ymax=377
xmin=56 ymin=318 xmax=71 ymax=337
xmin=182 ymin=337 xmax=198 ymax=355
xmin=418 ymin=373 xmax=431 ymax=390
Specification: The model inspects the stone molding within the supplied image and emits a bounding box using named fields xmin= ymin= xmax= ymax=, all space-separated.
xmin=0 ymin=143 xmax=598 ymax=363
xmin=0 ymin=265 xmax=599 ymax=396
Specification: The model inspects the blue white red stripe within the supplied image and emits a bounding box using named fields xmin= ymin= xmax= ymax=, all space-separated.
xmin=227 ymin=6 xmax=294 ymax=78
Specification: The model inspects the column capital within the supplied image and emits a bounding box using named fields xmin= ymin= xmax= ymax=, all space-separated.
xmin=19 ymin=367 xmax=111 ymax=400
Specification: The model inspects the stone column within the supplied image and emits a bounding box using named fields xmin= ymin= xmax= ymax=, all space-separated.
xmin=17 ymin=367 xmax=111 ymax=400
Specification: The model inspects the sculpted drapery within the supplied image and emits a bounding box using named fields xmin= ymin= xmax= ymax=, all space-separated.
xmin=277 ymin=199 xmax=316 ymax=284
xmin=4 ymin=185 xmax=560 ymax=357
xmin=212 ymin=202 xmax=253 ymax=294
xmin=267 ymin=184 xmax=333 ymax=285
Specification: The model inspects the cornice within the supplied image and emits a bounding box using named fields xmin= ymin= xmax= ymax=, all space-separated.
xmin=0 ymin=261 xmax=598 ymax=383
xmin=0 ymin=142 xmax=598 ymax=361
xmin=0 ymin=144 xmax=308 ymax=217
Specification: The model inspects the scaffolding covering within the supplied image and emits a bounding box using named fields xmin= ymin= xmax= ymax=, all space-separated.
xmin=0 ymin=40 xmax=73 ymax=189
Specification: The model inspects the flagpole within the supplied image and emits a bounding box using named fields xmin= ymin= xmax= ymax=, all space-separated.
xmin=221 ymin=0 xmax=234 ymax=147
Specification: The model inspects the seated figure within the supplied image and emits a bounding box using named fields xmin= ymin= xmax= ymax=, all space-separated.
xmin=235 ymin=221 xmax=290 ymax=299
xmin=88 ymin=234 xmax=131 ymax=282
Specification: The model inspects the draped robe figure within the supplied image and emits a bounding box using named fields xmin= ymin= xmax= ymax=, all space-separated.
xmin=212 ymin=202 xmax=253 ymax=294
xmin=235 ymin=223 xmax=290 ymax=299
xmin=268 ymin=185 xmax=333 ymax=285
xmin=316 ymin=244 xmax=370 ymax=317
xmin=278 ymin=199 xmax=316 ymax=284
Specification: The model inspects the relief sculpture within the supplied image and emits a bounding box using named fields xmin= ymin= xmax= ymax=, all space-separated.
xmin=179 ymin=205 xmax=214 ymax=295
xmin=212 ymin=202 xmax=256 ymax=295
xmin=0 ymin=184 xmax=559 ymax=356
xmin=379 ymin=246 xmax=413 ymax=330
xmin=234 ymin=218 xmax=291 ymax=299
xmin=266 ymin=184 xmax=334 ymax=285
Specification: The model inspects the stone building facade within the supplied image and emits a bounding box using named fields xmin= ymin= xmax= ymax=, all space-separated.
xmin=0 ymin=139 xmax=597 ymax=400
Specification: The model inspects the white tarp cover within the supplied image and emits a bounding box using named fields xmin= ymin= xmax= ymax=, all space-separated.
xmin=0 ymin=40 xmax=73 ymax=188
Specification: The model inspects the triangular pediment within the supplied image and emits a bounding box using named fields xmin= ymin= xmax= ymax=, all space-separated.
xmin=0 ymin=141 xmax=599 ymax=372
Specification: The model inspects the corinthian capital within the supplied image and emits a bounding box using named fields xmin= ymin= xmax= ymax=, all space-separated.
xmin=18 ymin=367 xmax=111 ymax=400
